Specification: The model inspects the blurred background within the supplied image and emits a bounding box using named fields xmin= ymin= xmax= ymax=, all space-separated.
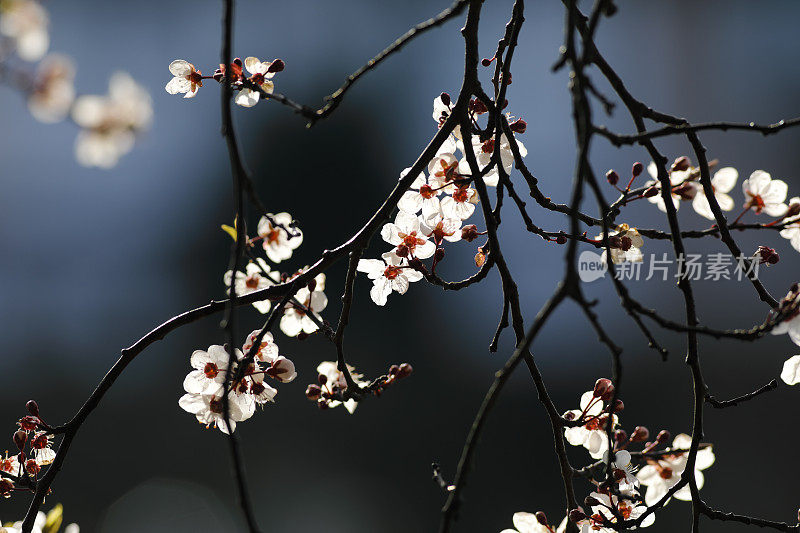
xmin=1 ymin=0 xmax=799 ymax=531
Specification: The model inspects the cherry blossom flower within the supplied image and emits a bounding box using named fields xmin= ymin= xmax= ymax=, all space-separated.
xmin=27 ymin=54 xmax=75 ymax=123
xmin=441 ymin=185 xmax=478 ymax=221
xmin=71 ymin=72 xmax=152 ymax=168
xmin=644 ymin=161 xmax=693 ymax=212
xmin=29 ymin=432 xmax=54 ymax=466
xmin=0 ymin=452 xmax=20 ymax=477
xmin=223 ymin=258 xmax=278 ymax=314
xmin=316 ymin=361 xmax=367 ymax=413
xmin=597 ymin=224 xmax=644 ymax=264
xmin=771 ymin=286 xmax=800 ymax=346
xmin=499 ymin=512 xmax=551 ymax=533
xmin=778 ymin=197 xmax=800 ymax=252
xmin=257 ymin=213 xmax=302 ymax=263
xmin=564 ymin=390 xmax=617 ymax=459
xmin=636 ymin=433 xmax=714 ymax=507
xmin=780 ymin=355 xmax=800 ymax=385
xmin=587 ymin=491 xmax=655 ymax=529
xmin=458 ymin=133 xmax=527 ymax=187
xmin=164 ymin=59 xmax=203 ymax=98
xmin=428 ymin=152 xmax=464 ymax=191
xmin=397 ymin=168 xmax=442 ymax=220
xmin=381 ymin=211 xmax=436 ymax=259
xmin=0 ymin=0 xmax=48 ymax=61
xmin=603 ymin=449 xmax=639 ymax=496
xmin=432 ymin=93 xmax=462 ymax=140
xmin=179 ymin=386 xmax=255 ymax=434
xmin=183 ymin=345 xmax=237 ymax=395
xmin=356 ymin=251 xmax=423 ymax=306
xmin=742 ymin=170 xmax=789 ymax=217
xmin=235 ymin=56 xmax=279 ymax=108
xmin=692 ymin=167 xmax=737 ymax=220
xmin=280 ymin=273 xmax=328 ymax=337
xmin=421 ymin=212 xmax=462 ymax=245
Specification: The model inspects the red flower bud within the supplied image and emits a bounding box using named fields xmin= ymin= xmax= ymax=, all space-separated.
xmin=267 ymin=59 xmax=285 ymax=73
xmin=643 ymin=186 xmax=659 ymax=198
xmin=535 ymin=511 xmax=548 ymax=525
xmin=26 ymin=400 xmax=39 ymax=417
xmin=305 ymin=384 xmax=321 ymax=400
xmin=396 ymin=363 xmax=413 ymax=379
xmin=439 ymin=92 xmax=451 ymax=107
xmin=606 ymin=169 xmax=619 ymax=186
xmin=461 ymin=225 xmax=479 ymax=242
xmin=593 ymin=378 xmax=612 ymax=398
xmin=509 ymin=118 xmax=527 ymax=134
xmin=671 ymin=156 xmax=690 ymax=172
xmin=656 ymin=430 xmax=671 ymax=444
xmin=632 ymin=162 xmax=643 ymax=177
xmin=631 ymin=426 xmax=649 ymax=442
xmin=13 ymin=430 xmax=27 ymax=451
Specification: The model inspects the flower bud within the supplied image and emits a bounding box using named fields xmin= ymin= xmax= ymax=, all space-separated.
xmin=655 ymin=430 xmax=671 ymax=444
xmin=535 ymin=511 xmax=548 ymax=525
xmin=472 ymin=99 xmax=488 ymax=114
xmin=481 ymin=57 xmax=493 ymax=67
xmin=600 ymin=385 xmax=615 ymax=402
xmin=395 ymin=244 xmax=410 ymax=258
xmin=611 ymin=399 xmax=624 ymax=412
xmin=307 ymin=279 xmax=317 ymax=293
xmin=643 ymin=186 xmax=659 ymax=198
xmin=440 ymin=92 xmax=451 ymax=107
xmin=317 ymin=398 xmax=330 ymax=410
xmin=26 ymin=400 xmax=39 ymax=417
xmin=389 ymin=365 xmax=400 ymax=376
xmin=631 ymin=426 xmax=649 ymax=442
xmin=584 ymin=496 xmax=600 ymax=508
xmin=674 ymin=182 xmax=697 ymax=201
xmin=614 ymin=429 xmax=628 ymax=443
xmin=397 ymin=363 xmax=413 ymax=379
xmin=0 ymin=478 xmax=14 ymax=496
xmin=13 ymin=430 xmax=27 ymax=451
xmin=593 ymin=378 xmax=612 ymax=398
xmin=509 ymin=118 xmax=527 ymax=134
xmin=671 ymin=156 xmax=690 ymax=172
xmin=297 ymin=331 xmax=309 ymax=341
xmin=461 ymin=225 xmax=480 ymax=242
xmin=434 ymin=247 xmax=446 ymax=262
xmin=786 ymin=201 xmax=800 ymax=218
xmin=305 ymin=384 xmax=321 ymax=400
xmin=756 ymin=246 xmax=779 ymax=265
xmin=317 ymin=373 xmax=327 ymax=386
xmin=555 ymin=235 xmax=567 ymax=245
xmin=569 ymin=509 xmax=586 ymax=523
xmin=18 ymin=416 xmax=38 ymax=431
xmin=606 ymin=169 xmax=619 ymax=186
xmin=25 ymin=459 xmax=40 ymax=476
xmin=267 ymin=59 xmax=285 ymax=73
xmin=632 ymin=162 xmax=643 ymax=177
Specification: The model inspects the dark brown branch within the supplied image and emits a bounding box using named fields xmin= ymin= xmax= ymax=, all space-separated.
xmin=705 ymin=379 xmax=778 ymax=409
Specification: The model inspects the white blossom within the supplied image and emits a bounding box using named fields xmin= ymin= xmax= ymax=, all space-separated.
xmin=499 ymin=512 xmax=550 ymax=533
xmin=692 ymin=167 xmax=737 ymax=220
xmin=0 ymin=0 xmax=48 ymax=61
xmin=257 ymin=212 xmax=302 ymax=263
xmin=597 ymin=224 xmax=644 ymax=265
xmin=458 ymin=133 xmax=527 ymax=187
xmin=165 ymin=59 xmax=203 ymax=98
xmin=280 ymin=273 xmax=327 ymax=337
xmin=235 ymin=56 xmax=277 ymax=108
xmin=780 ymin=355 xmax=800 ymax=385
xmin=440 ymin=186 xmax=478 ymax=221
xmin=178 ymin=386 xmax=254 ymax=434
xmin=636 ymin=433 xmax=714 ymax=507
xmin=397 ymin=168 xmax=442 ymax=220
xmin=223 ymin=258 xmax=279 ymax=314
xmin=72 ymin=72 xmax=152 ymax=168
xmin=183 ymin=345 xmax=237 ymax=395
xmin=742 ymin=170 xmax=788 ymax=217
xmin=27 ymin=54 xmax=75 ymax=123
xmin=356 ymin=251 xmax=423 ymax=306
xmin=563 ymin=391 xmax=617 ymax=459
xmin=317 ymin=361 xmax=367 ymax=413
xmin=381 ymin=211 xmax=436 ymax=259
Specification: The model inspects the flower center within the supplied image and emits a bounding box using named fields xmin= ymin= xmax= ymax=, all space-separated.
xmin=384 ymin=266 xmax=402 ymax=280
xmin=419 ymin=184 xmax=436 ymax=199
xmin=244 ymin=274 xmax=260 ymax=289
xmin=204 ymin=362 xmax=219 ymax=379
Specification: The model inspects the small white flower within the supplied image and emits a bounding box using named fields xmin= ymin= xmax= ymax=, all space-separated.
xmin=356 ymin=251 xmax=423 ymax=306
xmin=280 ymin=273 xmax=327 ymax=337
xmin=458 ymin=134 xmax=527 ymax=187
xmin=636 ymin=433 xmax=714 ymax=507
xmin=780 ymin=355 xmax=800 ymax=385
xmin=563 ymin=390 xmax=617 ymax=459
xmin=178 ymin=387 xmax=254 ymax=434
xmin=644 ymin=161 xmax=692 ymax=212
xmin=72 ymin=72 xmax=152 ymax=168
xmin=317 ymin=361 xmax=367 ymax=413
xmin=499 ymin=512 xmax=550 ymax=533
xmin=587 ymin=491 xmax=655 ymax=529
xmin=597 ymin=224 xmax=644 ymax=265
xmin=0 ymin=0 xmax=48 ymax=61
xmin=183 ymin=345 xmax=237 ymax=395
xmin=692 ymin=167 xmax=737 ymax=220
xmin=223 ymin=258 xmax=279 ymax=314
xmin=397 ymin=168 xmax=442 ymax=220
xmin=234 ymin=56 xmax=277 ymax=108
xmin=381 ymin=211 xmax=436 ymax=259
xmin=420 ymin=212 xmax=462 ymax=245
xmin=27 ymin=54 xmax=75 ymax=123
xmin=440 ymin=185 xmax=478 ymax=221
xmin=742 ymin=170 xmax=789 ymax=217
xmin=165 ymin=59 xmax=203 ymax=99
xmin=257 ymin=212 xmax=302 ymax=263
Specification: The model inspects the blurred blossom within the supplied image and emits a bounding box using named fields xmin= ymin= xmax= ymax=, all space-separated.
xmin=71 ymin=72 xmax=152 ymax=168
xmin=0 ymin=0 xmax=48 ymax=61
xmin=27 ymin=53 xmax=75 ymax=123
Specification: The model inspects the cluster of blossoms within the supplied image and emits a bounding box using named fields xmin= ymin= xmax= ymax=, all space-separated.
xmin=165 ymin=56 xmax=284 ymax=108
xmin=357 ymin=92 xmax=528 ymax=305
xmin=501 ymin=379 xmax=715 ymax=532
xmin=178 ymin=332 xmax=296 ymax=434
xmin=305 ymin=361 xmax=413 ymax=413
xmin=0 ymin=401 xmax=57 ymax=498
xmin=0 ymin=1 xmax=152 ymax=168
xmin=1 ymin=504 xmax=78 ymax=533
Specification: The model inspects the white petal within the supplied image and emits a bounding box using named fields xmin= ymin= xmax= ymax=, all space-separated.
xmin=781 ymin=355 xmax=800 ymax=385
